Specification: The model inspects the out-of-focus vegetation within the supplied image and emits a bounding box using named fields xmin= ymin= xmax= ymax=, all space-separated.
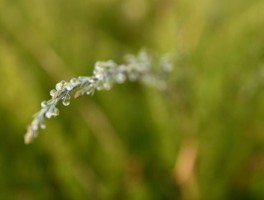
xmin=0 ymin=0 xmax=263 ymax=199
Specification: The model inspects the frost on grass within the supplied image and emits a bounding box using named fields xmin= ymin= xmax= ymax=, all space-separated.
xmin=25 ymin=50 xmax=173 ymax=144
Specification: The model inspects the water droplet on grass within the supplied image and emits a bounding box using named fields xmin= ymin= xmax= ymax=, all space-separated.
xmin=50 ymin=89 xmax=57 ymax=97
xmin=40 ymin=124 xmax=46 ymax=129
xmin=63 ymin=99 xmax=70 ymax=106
xmin=41 ymin=101 xmax=48 ymax=108
xmin=103 ymin=82 xmax=112 ymax=90
xmin=65 ymin=83 xmax=73 ymax=91
xmin=56 ymin=81 xmax=66 ymax=90
xmin=45 ymin=111 xmax=53 ymax=118
xmin=115 ymin=73 xmax=126 ymax=84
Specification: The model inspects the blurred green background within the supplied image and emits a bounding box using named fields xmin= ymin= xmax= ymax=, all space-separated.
xmin=0 ymin=0 xmax=264 ymax=199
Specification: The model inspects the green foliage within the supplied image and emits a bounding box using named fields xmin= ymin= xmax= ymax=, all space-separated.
xmin=0 ymin=0 xmax=263 ymax=199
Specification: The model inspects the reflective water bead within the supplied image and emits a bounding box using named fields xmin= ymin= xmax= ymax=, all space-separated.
xmin=86 ymin=86 xmax=95 ymax=95
xmin=40 ymin=124 xmax=46 ymax=129
xmin=94 ymin=63 xmax=106 ymax=80
xmin=45 ymin=111 xmax=53 ymax=118
xmin=62 ymin=98 xmax=70 ymax=106
xmin=56 ymin=81 xmax=66 ymax=90
xmin=70 ymin=78 xmax=79 ymax=85
xmin=106 ymin=60 xmax=117 ymax=68
xmin=55 ymin=83 xmax=62 ymax=91
xmin=95 ymin=73 xmax=104 ymax=80
xmin=79 ymin=76 xmax=94 ymax=84
xmin=50 ymin=89 xmax=57 ymax=97
xmin=62 ymin=94 xmax=71 ymax=106
xmin=115 ymin=73 xmax=126 ymax=84
xmin=89 ymin=78 xmax=95 ymax=83
xmin=65 ymin=83 xmax=73 ymax=91
xmin=103 ymin=82 xmax=112 ymax=90
xmin=41 ymin=101 xmax=48 ymax=108
xmin=95 ymin=62 xmax=104 ymax=70
xmin=96 ymin=84 xmax=104 ymax=91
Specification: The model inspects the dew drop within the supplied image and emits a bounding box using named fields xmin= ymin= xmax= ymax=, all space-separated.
xmin=65 ymin=83 xmax=73 ymax=91
xmin=95 ymin=74 xmax=104 ymax=80
xmin=96 ymin=85 xmax=103 ymax=91
xmin=115 ymin=73 xmax=126 ymax=84
xmin=41 ymin=101 xmax=48 ymax=108
xmin=45 ymin=111 xmax=53 ymax=119
xmin=40 ymin=124 xmax=46 ymax=129
xmin=70 ymin=78 xmax=80 ymax=86
xmin=50 ymin=89 xmax=57 ymax=97
xmin=88 ymin=89 xmax=95 ymax=96
xmin=79 ymin=77 xmax=94 ymax=84
xmin=103 ymin=82 xmax=112 ymax=90
xmin=56 ymin=81 xmax=66 ymax=90
xmin=63 ymin=99 xmax=70 ymax=106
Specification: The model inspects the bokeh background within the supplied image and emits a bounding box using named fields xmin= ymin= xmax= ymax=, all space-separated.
xmin=0 ymin=0 xmax=264 ymax=199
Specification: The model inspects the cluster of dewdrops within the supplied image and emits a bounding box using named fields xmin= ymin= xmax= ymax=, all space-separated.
xmin=25 ymin=50 xmax=173 ymax=144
